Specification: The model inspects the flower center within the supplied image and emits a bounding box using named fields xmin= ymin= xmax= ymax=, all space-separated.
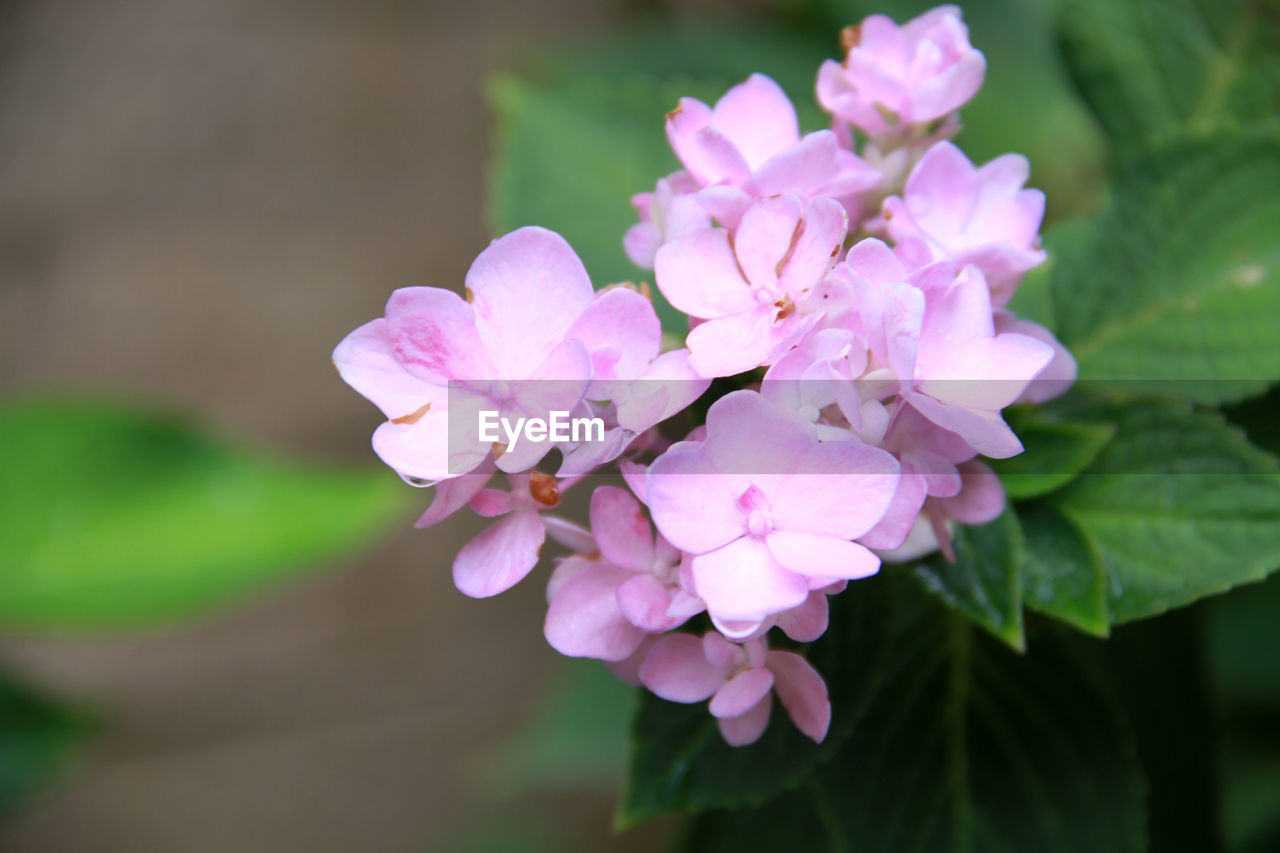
xmin=746 ymin=508 xmax=773 ymax=537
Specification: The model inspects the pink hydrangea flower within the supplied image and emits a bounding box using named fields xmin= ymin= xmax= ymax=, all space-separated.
xmin=647 ymin=390 xmax=899 ymax=624
xmin=624 ymin=171 xmax=710 ymax=270
xmin=899 ymin=264 xmax=1054 ymax=457
xmin=884 ymin=141 xmax=1047 ymax=305
xmin=639 ymin=631 xmax=831 ymax=746
xmin=333 ymin=226 xmax=664 ymax=482
xmin=544 ymin=485 xmax=703 ymax=660
xmin=557 ymin=347 xmax=710 ymax=477
xmin=665 ymin=73 xmax=880 ymax=229
xmin=432 ymin=469 xmax=592 ymax=598
xmin=816 ymin=5 xmax=985 ymax=139
xmin=761 ymin=328 xmax=869 ymax=435
xmin=654 ymin=194 xmax=847 ymax=377
xmin=824 ymin=239 xmax=1054 ymax=458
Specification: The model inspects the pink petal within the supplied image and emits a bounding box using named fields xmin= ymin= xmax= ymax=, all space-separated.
xmin=370 ymin=404 xmax=458 ymax=484
xmin=710 ymin=667 xmax=775 ymax=719
xmin=639 ymin=633 xmax=726 ymax=702
xmin=546 ymin=553 xmax=593 ymax=603
xmin=775 ymin=590 xmax=830 ymax=643
xmin=617 ymin=349 xmax=710 ymax=433
xmin=620 ymin=459 xmax=649 ymax=505
xmin=590 ymin=485 xmax=656 ymax=573
xmin=384 ymin=287 xmax=495 ymax=383
xmin=971 ymin=154 xmax=1032 ymax=226
xmin=711 ymin=615 xmax=768 ymax=642
xmin=333 ymin=319 xmax=447 ymax=421
xmin=666 ymin=588 xmax=705 ymax=622
xmin=901 ymin=141 xmax=978 ymax=240
xmin=496 ymin=340 xmax=594 ymax=473
xmin=702 ymin=389 xmax=815 ymax=476
xmin=847 ymin=235 xmax=908 ymax=283
xmin=415 ymin=457 xmax=497 ymax=528
xmin=707 ymin=74 xmax=800 ymax=170
xmin=717 ymin=696 xmax=773 ymax=746
xmin=939 ymin=459 xmax=1005 ymax=525
xmin=692 ymin=537 xmax=810 ymax=621
xmin=653 ymin=229 xmax=755 ymax=320
xmin=624 ymin=221 xmax=662 ymax=270
xmin=858 ymin=465 xmax=928 ymax=551
xmin=734 ymin=195 xmax=803 ymax=291
xmin=769 ymin=442 xmax=900 ymax=538
xmin=665 ymin=97 xmax=720 ymax=184
xmin=567 ymin=287 xmax=662 ymax=382
xmin=748 ymin=130 xmax=849 ymax=197
xmin=694 ymin=185 xmax=754 ymax=230
xmin=917 ymin=333 xmax=1053 ymax=410
xmin=544 ymin=563 xmax=646 ymax=661
xmin=702 ymin=631 xmax=744 ymax=671
xmin=465 ymin=227 xmax=595 ymax=376
xmin=907 ymin=393 xmax=1024 ymax=458
xmin=911 ymin=51 xmax=986 ymax=122
xmin=882 ymin=283 xmax=927 ymax=383
xmin=959 ymin=242 xmax=1045 ymax=306
xmin=778 ymin=198 xmax=847 ymax=297
xmin=647 ymin=446 xmax=746 ymax=553
xmin=766 ymin=531 xmax=881 ymax=581
xmin=468 ymin=488 xmax=514 ymax=518
xmin=995 ymin=313 xmax=1077 ymax=403
xmin=766 ymin=650 xmax=831 ymax=743
xmin=918 ymin=266 xmax=997 ymax=363
xmin=685 ymin=309 xmax=787 ymax=378
xmin=542 ymin=515 xmax=596 ymax=553
xmin=617 ymin=574 xmax=681 ymax=632
xmin=452 ymin=508 xmax=547 ymax=598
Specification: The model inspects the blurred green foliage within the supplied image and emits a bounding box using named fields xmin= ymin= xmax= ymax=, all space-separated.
xmin=0 ymin=671 xmax=93 ymax=815
xmin=0 ymin=397 xmax=410 ymax=629
xmin=0 ymin=396 xmax=411 ymax=811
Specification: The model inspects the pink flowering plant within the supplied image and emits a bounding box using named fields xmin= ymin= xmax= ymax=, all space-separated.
xmin=335 ymin=2 xmax=1280 ymax=849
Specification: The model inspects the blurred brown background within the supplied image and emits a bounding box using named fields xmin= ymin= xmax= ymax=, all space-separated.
xmin=0 ymin=1 xmax=714 ymax=849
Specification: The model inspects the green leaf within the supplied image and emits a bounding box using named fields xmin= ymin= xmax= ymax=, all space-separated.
xmin=992 ymin=410 xmax=1115 ymax=500
xmin=1210 ymin=570 xmax=1280 ymax=709
xmin=687 ymin=580 xmax=1147 ymax=853
xmin=1049 ymin=400 xmax=1280 ymax=623
xmin=1210 ymin=574 xmax=1280 ymax=851
xmin=679 ymin=786 xmax=831 ymax=853
xmin=1224 ymin=385 xmax=1280 ymax=458
xmin=517 ymin=23 xmax=833 ymax=131
xmin=0 ymin=670 xmax=93 ymax=812
xmin=1058 ymin=0 xmax=1280 ymax=161
xmin=1019 ymin=502 xmax=1110 ymax=637
xmin=1106 ymin=608 xmax=1225 ymax=853
xmin=1052 ymin=132 xmax=1280 ymax=403
xmin=0 ymin=397 xmax=410 ymax=628
xmin=618 ymin=572 xmax=893 ymax=826
xmin=1006 ymin=216 xmax=1101 ymax=332
xmin=913 ymin=509 xmax=1025 ymax=650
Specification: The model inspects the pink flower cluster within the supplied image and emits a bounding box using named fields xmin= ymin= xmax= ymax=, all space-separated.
xmin=334 ymin=6 xmax=1074 ymax=747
